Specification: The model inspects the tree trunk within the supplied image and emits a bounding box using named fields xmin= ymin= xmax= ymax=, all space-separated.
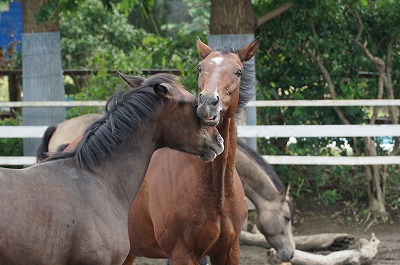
xmin=353 ymin=12 xmax=395 ymax=220
xmin=22 ymin=0 xmax=65 ymax=157
xmin=364 ymin=138 xmax=388 ymax=220
xmin=240 ymin=231 xmax=354 ymax=251
xmin=210 ymin=0 xmax=256 ymax=34
xmin=8 ymin=73 xmax=22 ymax=115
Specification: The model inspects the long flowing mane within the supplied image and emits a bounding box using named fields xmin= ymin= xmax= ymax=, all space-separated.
xmin=216 ymin=46 xmax=255 ymax=113
xmin=48 ymin=73 xmax=179 ymax=171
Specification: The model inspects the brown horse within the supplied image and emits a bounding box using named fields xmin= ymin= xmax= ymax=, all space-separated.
xmin=122 ymin=37 xmax=259 ymax=265
xmin=0 ymin=73 xmax=224 ymax=265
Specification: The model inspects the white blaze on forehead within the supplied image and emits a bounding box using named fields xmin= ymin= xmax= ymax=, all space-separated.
xmin=210 ymin=57 xmax=224 ymax=65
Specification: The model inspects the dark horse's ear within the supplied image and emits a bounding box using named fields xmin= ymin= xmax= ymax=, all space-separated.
xmin=153 ymin=83 xmax=173 ymax=98
xmin=116 ymin=71 xmax=146 ymax=89
xmin=196 ymin=37 xmax=213 ymax=59
xmin=237 ymin=36 xmax=260 ymax=62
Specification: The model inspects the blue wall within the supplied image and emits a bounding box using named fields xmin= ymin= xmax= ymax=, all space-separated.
xmin=0 ymin=1 xmax=22 ymax=54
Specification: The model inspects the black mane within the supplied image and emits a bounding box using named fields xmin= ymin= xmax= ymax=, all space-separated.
xmin=48 ymin=73 xmax=179 ymax=171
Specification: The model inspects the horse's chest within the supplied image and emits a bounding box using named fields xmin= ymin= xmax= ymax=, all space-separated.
xmin=197 ymin=203 xmax=247 ymax=247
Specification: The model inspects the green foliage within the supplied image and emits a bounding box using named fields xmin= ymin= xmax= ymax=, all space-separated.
xmin=56 ymin=0 xmax=399 ymax=211
xmin=386 ymin=165 xmax=400 ymax=217
xmin=60 ymin=0 xmax=207 ymax=110
xmin=318 ymin=189 xmax=343 ymax=206
xmin=254 ymin=0 xmax=400 ymax=207
xmin=35 ymin=1 xmax=58 ymax=24
xmin=0 ymin=115 xmax=22 ymax=168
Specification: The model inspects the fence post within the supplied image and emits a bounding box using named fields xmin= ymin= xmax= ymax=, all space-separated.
xmin=22 ymin=32 xmax=65 ymax=158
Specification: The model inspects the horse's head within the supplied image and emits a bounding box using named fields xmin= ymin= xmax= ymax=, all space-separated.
xmin=147 ymin=74 xmax=224 ymax=162
xmin=256 ymin=186 xmax=295 ymax=262
xmin=195 ymin=37 xmax=259 ymax=126
xmin=117 ymin=71 xmax=224 ymax=162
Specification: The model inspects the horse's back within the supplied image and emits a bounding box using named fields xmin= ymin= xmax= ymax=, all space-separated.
xmin=48 ymin=113 xmax=102 ymax=153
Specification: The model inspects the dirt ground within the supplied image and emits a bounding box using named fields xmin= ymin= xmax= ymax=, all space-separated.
xmin=135 ymin=199 xmax=400 ymax=265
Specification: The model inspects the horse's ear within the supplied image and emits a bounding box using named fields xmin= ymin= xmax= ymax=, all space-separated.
xmin=196 ymin=37 xmax=213 ymax=59
xmin=116 ymin=71 xmax=146 ymax=89
xmin=237 ymin=36 xmax=260 ymax=62
xmin=285 ymin=185 xmax=291 ymax=201
xmin=153 ymin=83 xmax=173 ymax=98
xmin=279 ymin=185 xmax=291 ymax=202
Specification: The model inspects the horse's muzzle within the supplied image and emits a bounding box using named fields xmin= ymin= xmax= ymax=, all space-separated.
xmin=276 ymin=249 xmax=294 ymax=262
xmin=196 ymin=92 xmax=222 ymax=126
xmin=200 ymin=133 xmax=224 ymax=162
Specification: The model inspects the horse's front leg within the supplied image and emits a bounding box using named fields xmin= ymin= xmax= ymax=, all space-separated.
xmin=170 ymin=248 xmax=201 ymax=265
xmin=208 ymin=242 xmax=240 ymax=265
xmin=121 ymin=253 xmax=136 ymax=265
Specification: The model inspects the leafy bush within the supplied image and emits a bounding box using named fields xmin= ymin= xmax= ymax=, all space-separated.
xmin=60 ymin=0 xmax=208 ymax=118
xmin=0 ymin=115 xmax=22 ymax=168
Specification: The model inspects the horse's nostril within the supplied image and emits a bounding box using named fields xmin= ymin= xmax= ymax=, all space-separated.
xmin=211 ymin=96 xmax=219 ymax=106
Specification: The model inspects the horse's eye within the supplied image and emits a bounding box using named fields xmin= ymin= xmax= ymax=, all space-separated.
xmin=197 ymin=65 xmax=202 ymax=74
xmin=235 ymin=69 xmax=243 ymax=77
xmin=284 ymin=216 xmax=291 ymax=223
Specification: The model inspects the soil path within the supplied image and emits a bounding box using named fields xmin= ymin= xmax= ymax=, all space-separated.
xmin=135 ymin=201 xmax=400 ymax=265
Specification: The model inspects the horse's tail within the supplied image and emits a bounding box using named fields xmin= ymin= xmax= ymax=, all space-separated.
xmin=36 ymin=125 xmax=57 ymax=163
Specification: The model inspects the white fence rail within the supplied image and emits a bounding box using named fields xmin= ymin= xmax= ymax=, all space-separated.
xmin=1 ymin=100 xmax=399 ymax=166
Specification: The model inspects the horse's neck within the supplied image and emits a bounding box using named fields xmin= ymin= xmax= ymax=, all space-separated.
xmin=96 ymin=124 xmax=158 ymax=210
xmin=207 ymin=117 xmax=237 ymax=206
xmin=236 ymin=148 xmax=279 ymax=205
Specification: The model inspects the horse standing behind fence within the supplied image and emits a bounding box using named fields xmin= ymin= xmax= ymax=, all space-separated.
xmin=36 ymin=113 xmax=102 ymax=161
xmin=122 ymin=37 xmax=260 ymax=265
xmin=236 ymin=139 xmax=295 ymax=260
xmin=0 ymin=73 xmax=224 ymax=265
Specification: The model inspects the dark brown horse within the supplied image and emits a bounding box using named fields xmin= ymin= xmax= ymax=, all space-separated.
xmin=122 ymin=37 xmax=259 ymax=265
xmin=0 ymin=73 xmax=224 ymax=265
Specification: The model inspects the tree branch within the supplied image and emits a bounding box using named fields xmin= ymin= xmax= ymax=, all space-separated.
xmin=353 ymin=12 xmax=385 ymax=71
xmin=256 ymin=2 xmax=295 ymax=28
xmin=305 ymin=49 xmax=350 ymax=125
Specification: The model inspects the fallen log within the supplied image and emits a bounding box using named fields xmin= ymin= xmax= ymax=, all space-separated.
xmin=240 ymin=231 xmax=354 ymax=251
xmin=265 ymin=233 xmax=380 ymax=265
